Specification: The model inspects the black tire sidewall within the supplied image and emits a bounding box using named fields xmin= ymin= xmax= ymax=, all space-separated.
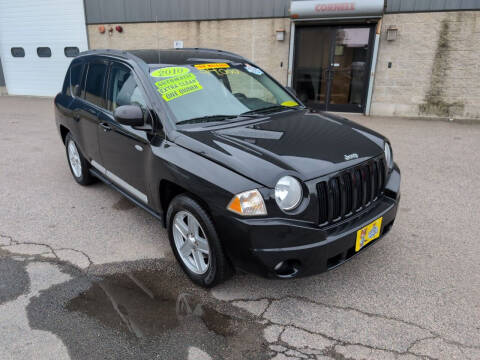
xmin=167 ymin=195 xmax=225 ymax=287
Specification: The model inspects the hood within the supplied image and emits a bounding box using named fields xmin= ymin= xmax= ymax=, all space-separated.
xmin=173 ymin=109 xmax=385 ymax=188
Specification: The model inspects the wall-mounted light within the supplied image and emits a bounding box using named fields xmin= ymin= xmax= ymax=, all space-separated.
xmin=386 ymin=26 xmax=398 ymax=41
xmin=276 ymin=29 xmax=286 ymax=41
xmin=98 ymin=25 xmax=105 ymax=34
xmin=115 ymin=25 xmax=123 ymax=33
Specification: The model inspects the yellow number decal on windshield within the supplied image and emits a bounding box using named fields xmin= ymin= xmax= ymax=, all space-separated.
xmin=150 ymin=67 xmax=190 ymax=78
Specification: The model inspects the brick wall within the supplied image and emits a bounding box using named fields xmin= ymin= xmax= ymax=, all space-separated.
xmin=87 ymin=18 xmax=291 ymax=85
xmin=371 ymin=11 xmax=480 ymax=120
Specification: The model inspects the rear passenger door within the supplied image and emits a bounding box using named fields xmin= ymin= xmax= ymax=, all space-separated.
xmin=96 ymin=61 xmax=150 ymax=204
xmin=72 ymin=60 xmax=108 ymax=163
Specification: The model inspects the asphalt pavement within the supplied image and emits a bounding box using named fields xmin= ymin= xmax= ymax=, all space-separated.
xmin=1 ymin=96 xmax=479 ymax=360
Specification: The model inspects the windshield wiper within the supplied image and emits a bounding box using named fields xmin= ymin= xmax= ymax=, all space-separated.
xmin=177 ymin=115 xmax=239 ymax=125
xmin=241 ymin=104 xmax=301 ymax=116
xmin=177 ymin=113 xmax=258 ymax=125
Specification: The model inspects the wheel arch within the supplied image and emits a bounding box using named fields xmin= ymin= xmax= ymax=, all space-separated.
xmin=159 ymin=179 xmax=212 ymax=228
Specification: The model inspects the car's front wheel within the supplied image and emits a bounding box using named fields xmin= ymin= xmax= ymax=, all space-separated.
xmin=65 ymin=133 xmax=95 ymax=185
xmin=167 ymin=194 xmax=231 ymax=287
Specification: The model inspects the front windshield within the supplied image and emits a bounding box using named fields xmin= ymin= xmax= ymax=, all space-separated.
xmin=148 ymin=62 xmax=300 ymax=124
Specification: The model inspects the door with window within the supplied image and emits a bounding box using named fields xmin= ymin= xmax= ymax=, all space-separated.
xmin=72 ymin=60 xmax=107 ymax=163
xmin=97 ymin=62 xmax=151 ymax=204
xmin=292 ymin=25 xmax=374 ymax=113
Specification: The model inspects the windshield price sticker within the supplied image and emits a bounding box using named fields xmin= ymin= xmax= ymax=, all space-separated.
xmin=155 ymin=73 xmax=203 ymax=101
xmin=194 ymin=63 xmax=230 ymax=70
xmin=150 ymin=66 xmax=190 ymax=78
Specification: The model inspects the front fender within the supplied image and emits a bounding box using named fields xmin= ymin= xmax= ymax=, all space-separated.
xmin=148 ymin=139 xmax=263 ymax=218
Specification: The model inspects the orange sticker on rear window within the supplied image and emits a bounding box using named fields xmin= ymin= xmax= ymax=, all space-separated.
xmin=194 ymin=63 xmax=230 ymax=70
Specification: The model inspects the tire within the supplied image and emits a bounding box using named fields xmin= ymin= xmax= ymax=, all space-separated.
xmin=167 ymin=194 xmax=231 ymax=287
xmin=64 ymin=133 xmax=95 ymax=186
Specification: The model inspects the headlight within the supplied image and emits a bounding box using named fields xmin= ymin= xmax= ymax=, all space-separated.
xmin=275 ymin=176 xmax=303 ymax=211
xmin=384 ymin=142 xmax=393 ymax=170
xmin=227 ymin=189 xmax=267 ymax=216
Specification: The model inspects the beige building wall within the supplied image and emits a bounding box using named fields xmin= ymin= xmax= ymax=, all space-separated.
xmin=87 ymin=18 xmax=291 ymax=85
xmin=371 ymin=11 xmax=480 ymax=120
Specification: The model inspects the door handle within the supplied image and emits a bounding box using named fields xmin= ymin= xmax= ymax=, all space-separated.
xmin=99 ymin=122 xmax=111 ymax=132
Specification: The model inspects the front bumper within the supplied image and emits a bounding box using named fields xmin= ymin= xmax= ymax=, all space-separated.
xmin=215 ymin=165 xmax=401 ymax=278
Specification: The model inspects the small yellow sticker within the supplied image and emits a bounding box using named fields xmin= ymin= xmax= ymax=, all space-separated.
xmin=155 ymin=72 xmax=203 ymax=101
xmin=150 ymin=67 xmax=190 ymax=78
xmin=194 ymin=63 xmax=230 ymax=70
xmin=281 ymin=100 xmax=299 ymax=107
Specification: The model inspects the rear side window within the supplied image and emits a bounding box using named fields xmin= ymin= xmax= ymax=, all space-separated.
xmin=84 ymin=62 xmax=108 ymax=108
xmin=11 ymin=47 xmax=25 ymax=57
xmin=64 ymin=63 xmax=84 ymax=97
xmin=37 ymin=47 xmax=51 ymax=57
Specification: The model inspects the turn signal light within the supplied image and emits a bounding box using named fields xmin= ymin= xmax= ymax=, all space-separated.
xmin=227 ymin=189 xmax=267 ymax=216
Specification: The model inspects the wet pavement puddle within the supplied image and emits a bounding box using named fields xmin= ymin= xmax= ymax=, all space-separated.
xmin=67 ymin=272 xmax=249 ymax=339
xmin=24 ymin=258 xmax=271 ymax=360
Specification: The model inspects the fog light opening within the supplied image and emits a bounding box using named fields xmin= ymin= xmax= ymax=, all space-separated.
xmin=274 ymin=259 xmax=301 ymax=278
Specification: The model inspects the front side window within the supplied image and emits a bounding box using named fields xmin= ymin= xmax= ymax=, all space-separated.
xmin=84 ymin=62 xmax=107 ymax=108
xmin=148 ymin=63 xmax=299 ymax=124
xmin=107 ymin=63 xmax=147 ymax=111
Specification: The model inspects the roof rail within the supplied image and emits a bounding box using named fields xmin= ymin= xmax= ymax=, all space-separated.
xmin=77 ymin=48 xmax=132 ymax=59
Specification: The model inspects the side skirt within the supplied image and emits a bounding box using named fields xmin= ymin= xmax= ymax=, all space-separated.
xmin=89 ymin=167 xmax=164 ymax=225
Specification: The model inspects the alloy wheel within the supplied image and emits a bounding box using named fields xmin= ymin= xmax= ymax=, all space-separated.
xmin=67 ymin=140 xmax=82 ymax=178
xmin=172 ymin=210 xmax=211 ymax=275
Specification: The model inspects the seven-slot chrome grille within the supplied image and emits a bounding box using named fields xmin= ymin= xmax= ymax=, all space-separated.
xmin=316 ymin=157 xmax=386 ymax=225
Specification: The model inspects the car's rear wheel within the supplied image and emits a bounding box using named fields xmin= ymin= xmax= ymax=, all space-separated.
xmin=167 ymin=194 xmax=231 ymax=287
xmin=65 ymin=133 xmax=95 ymax=185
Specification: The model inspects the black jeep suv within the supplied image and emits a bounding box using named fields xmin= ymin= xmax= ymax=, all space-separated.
xmin=54 ymin=49 xmax=401 ymax=287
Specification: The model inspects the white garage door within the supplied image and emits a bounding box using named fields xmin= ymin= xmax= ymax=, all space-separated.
xmin=0 ymin=0 xmax=88 ymax=96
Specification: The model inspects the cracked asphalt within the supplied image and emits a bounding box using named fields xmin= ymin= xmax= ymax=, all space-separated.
xmin=1 ymin=96 xmax=480 ymax=360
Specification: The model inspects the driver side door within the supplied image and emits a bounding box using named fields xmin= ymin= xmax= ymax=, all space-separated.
xmin=96 ymin=61 xmax=151 ymax=204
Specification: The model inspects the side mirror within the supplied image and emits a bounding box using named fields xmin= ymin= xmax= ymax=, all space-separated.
xmin=286 ymin=86 xmax=297 ymax=97
xmin=113 ymin=105 xmax=144 ymax=127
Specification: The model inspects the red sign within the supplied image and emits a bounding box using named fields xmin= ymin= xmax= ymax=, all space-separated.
xmin=315 ymin=2 xmax=356 ymax=12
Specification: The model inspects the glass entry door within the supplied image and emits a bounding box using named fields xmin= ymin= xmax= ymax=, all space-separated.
xmin=292 ymin=25 xmax=374 ymax=113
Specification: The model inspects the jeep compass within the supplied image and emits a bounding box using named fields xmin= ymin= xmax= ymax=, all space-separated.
xmin=54 ymin=49 xmax=401 ymax=287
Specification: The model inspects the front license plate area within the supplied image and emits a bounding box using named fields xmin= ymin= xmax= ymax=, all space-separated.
xmin=355 ymin=217 xmax=383 ymax=252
